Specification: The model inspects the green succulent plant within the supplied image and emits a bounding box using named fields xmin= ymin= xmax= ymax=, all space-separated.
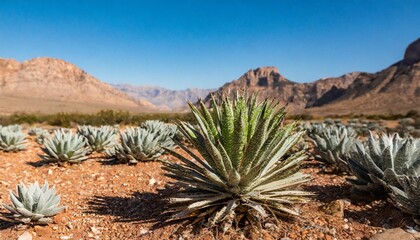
xmin=163 ymin=93 xmax=312 ymax=230
xmin=347 ymin=132 xmax=420 ymax=196
xmin=28 ymin=127 xmax=50 ymax=144
xmin=40 ymin=129 xmax=90 ymax=165
xmin=106 ymin=126 xmax=176 ymax=164
xmin=28 ymin=127 xmax=44 ymax=136
xmin=0 ymin=126 xmax=27 ymax=152
xmin=388 ymin=169 xmax=420 ymax=229
xmin=2 ymin=181 xmax=66 ymax=225
xmin=77 ymin=125 xmax=118 ymax=152
xmin=1 ymin=124 xmax=23 ymax=132
xmin=141 ymin=120 xmax=177 ymax=134
xmin=309 ymin=124 xmax=357 ymax=172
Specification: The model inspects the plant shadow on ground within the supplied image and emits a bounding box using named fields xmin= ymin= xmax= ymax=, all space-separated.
xmin=25 ymin=159 xmax=52 ymax=168
xmin=0 ymin=219 xmax=19 ymax=230
xmin=85 ymin=187 xmax=182 ymax=230
xmin=303 ymin=180 xmax=414 ymax=229
xmin=303 ymin=184 xmax=352 ymax=203
xmin=345 ymin=201 xmax=413 ymax=228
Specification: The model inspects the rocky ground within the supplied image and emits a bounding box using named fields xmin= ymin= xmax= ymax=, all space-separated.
xmin=0 ymin=134 xmax=417 ymax=239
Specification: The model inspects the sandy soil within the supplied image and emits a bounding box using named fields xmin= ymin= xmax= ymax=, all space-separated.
xmin=0 ymin=136 xmax=413 ymax=239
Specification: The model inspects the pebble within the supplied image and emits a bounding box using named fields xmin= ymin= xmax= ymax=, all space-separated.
xmin=343 ymin=224 xmax=350 ymax=230
xmin=149 ymin=178 xmax=156 ymax=185
xmin=17 ymin=231 xmax=32 ymax=240
xmin=90 ymin=226 xmax=101 ymax=235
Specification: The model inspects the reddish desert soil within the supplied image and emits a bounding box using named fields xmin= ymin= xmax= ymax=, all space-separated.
xmin=0 ymin=135 xmax=414 ymax=239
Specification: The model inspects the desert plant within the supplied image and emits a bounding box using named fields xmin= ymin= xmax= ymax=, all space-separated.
xmin=28 ymin=127 xmax=50 ymax=144
xmin=40 ymin=129 xmax=90 ymax=165
xmin=106 ymin=126 xmax=176 ymax=164
xmin=388 ymin=169 xmax=420 ymax=229
xmin=0 ymin=126 xmax=27 ymax=152
xmin=77 ymin=125 xmax=118 ymax=152
xmin=28 ymin=127 xmax=44 ymax=136
xmin=2 ymin=181 xmax=65 ymax=225
xmin=1 ymin=124 xmax=22 ymax=132
xmin=162 ymin=93 xmax=312 ymax=230
xmin=309 ymin=125 xmax=357 ymax=172
xmin=141 ymin=120 xmax=177 ymax=134
xmin=347 ymin=132 xmax=420 ymax=196
xmin=141 ymin=120 xmax=178 ymax=143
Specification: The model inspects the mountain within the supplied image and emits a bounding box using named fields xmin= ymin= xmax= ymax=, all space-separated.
xmin=113 ymin=84 xmax=214 ymax=111
xmin=203 ymin=66 xmax=360 ymax=113
xmin=308 ymin=38 xmax=420 ymax=115
xmin=203 ymin=38 xmax=420 ymax=116
xmin=0 ymin=57 xmax=156 ymax=114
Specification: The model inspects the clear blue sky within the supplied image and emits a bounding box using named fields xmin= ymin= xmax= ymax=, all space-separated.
xmin=1 ymin=1 xmax=419 ymax=90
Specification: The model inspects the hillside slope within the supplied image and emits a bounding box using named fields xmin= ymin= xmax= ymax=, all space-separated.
xmin=203 ymin=38 xmax=420 ymax=115
xmin=0 ymin=57 xmax=156 ymax=114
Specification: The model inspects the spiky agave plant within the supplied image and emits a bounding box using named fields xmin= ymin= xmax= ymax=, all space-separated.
xmin=2 ymin=181 xmax=66 ymax=225
xmin=163 ymin=93 xmax=312 ymax=230
xmin=28 ymin=127 xmax=50 ymax=144
xmin=388 ymin=169 xmax=420 ymax=229
xmin=141 ymin=120 xmax=177 ymax=134
xmin=309 ymin=125 xmax=357 ymax=172
xmin=77 ymin=125 xmax=118 ymax=152
xmin=347 ymin=132 xmax=420 ymax=197
xmin=107 ymin=126 xmax=176 ymax=164
xmin=40 ymin=129 xmax=90 ymax=165
xmin=0 ymin=126 xmax=27 ymax=152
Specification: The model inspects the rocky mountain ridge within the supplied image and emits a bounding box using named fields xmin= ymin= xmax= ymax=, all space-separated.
xmin=203 ymin=38 xmax=420 ymax=115
xmin=0 ymin=57 xmax=156 ymax=114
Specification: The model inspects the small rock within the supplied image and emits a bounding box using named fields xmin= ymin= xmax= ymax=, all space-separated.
xmin=149 ymin=178 xmax=156 ymax=186
xmin=370 ymin=228 xmax=415 ymax=240
xmin=47 ymin=169 xmax=53 ymax=175
xmin=139 ymin=228 xmax=149 ymax=235
xmin=17 ymin=231 xmax=32 ymax=240
xmin=341 ymin=198 xmax=352 ymax=207
xmin=343 ymin=224 xmax=349 ymax=230
xmin=60 ymin=236 xmax=72 ymax=240
xmin=320 ymin=200 xmax=344 ymax=218
xmin=91 ymin=226 xmax=100 ymax=235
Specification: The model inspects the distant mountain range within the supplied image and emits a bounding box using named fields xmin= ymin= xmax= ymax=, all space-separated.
xmin=0 ymin=57 xmax=156 ymax=114
xmin=0 ymin=38 xmax=418 ymax=116
xmin=203 ymin=38 xmax=420 ymax=115
xmin=112 ymin=85 xmax=214 ymax=111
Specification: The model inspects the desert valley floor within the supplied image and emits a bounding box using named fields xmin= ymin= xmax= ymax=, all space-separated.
xmin=0 ymin=130 xmax=414 ymax=240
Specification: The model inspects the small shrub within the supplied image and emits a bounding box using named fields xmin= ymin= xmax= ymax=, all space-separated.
xmin=40 ymin=129 xmax=90 ymax=165
xmin=77 ymin=125 xmax=118 ymax=153
xmin=106 ymin=126 xmax=176 ymax=164
xmin=0 ymin=125 xmax=27 ymax=152
xmin=2 ymin=181 xmax=65 ymax=225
